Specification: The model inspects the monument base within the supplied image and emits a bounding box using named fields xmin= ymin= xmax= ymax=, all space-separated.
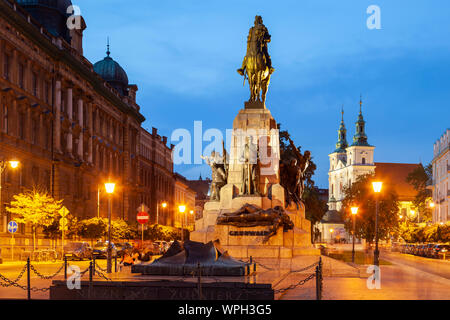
xmin=191 ymin=205 xmax=320 ymax=259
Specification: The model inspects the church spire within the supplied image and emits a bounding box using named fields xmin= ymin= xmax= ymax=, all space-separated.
xmin=334 ymin=105 xmax=348 ymax=153
xmin=106 ymin=37 xmax=111 ymax=57
xmin=351 ymin=96 xmax=371 ymax=146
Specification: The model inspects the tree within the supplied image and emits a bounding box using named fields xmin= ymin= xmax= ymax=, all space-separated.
xmin=6 ymin=190 xmax=62 ymax=251
xmin=406 ymin=163 xmax=432 ymax=222
xmin=341 ymin=174 xmax=400 ymax=245
xmin=111 ymin=219 xmax=134 ymax=241
xmin=42 ymin=213 xmax=78 ymax=243
xmin=77 ymin=217 xmax=107 ymax=245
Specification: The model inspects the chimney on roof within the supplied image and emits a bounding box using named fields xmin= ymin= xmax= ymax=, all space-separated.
xmin=152 ymin=127 xmax=157 ymax=136
xmin=162 ymin=136 xmax=167 ymax=145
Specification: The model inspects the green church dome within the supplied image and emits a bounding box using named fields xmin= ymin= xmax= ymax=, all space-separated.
xmin=93 ymin=48 xmax=129 ymax=96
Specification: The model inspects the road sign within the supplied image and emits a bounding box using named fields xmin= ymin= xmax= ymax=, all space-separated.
xmin=7 ymin=221 xmax=18 ymax=234
xmin=59 ymin=217 xmax=68 ymax=231
xmin=59 ymin=206 xmax=69 ymax=217
xmin=137 ymin=211 xmax=149 ymax=225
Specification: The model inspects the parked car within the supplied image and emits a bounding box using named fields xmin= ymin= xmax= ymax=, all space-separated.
xmin=115 ymin=242 xmax=133 ymax=257
xmin=410 ymin=244 xmax=419 ymax=255
xmin=92 ymin=241 xmax=117 ymax=259
xmin=416 ymin=244 xmax=427 ymax=256
xmin=424 ymin=244 xmax=437 ymax=258
xmin=429 ymin=244 xmax=450 ymax=259
xmin=64 ymin=242 xmax=93 ymax=261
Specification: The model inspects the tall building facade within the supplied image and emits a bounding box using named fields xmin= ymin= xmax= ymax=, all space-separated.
xmin=0 ymin=0 xmax=176 ymax=252
xmin=138 ymin=127 xmax=174 ymax=226
xmin=431 ymin=129 xmax=449 ymax=223
xmin=173 ymin=173 xmax=196 ymax=231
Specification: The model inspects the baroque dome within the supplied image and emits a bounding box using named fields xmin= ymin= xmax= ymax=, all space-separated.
xmin=93 ymin=49 xmax=129 ymax=96
xmin=17 ymin=0 xmax=73 ymax=41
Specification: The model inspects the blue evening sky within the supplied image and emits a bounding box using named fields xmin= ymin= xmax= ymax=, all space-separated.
xmin=76 ymin=0 xmax=450 ymax=188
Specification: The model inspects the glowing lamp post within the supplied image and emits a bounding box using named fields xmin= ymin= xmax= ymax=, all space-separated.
xmin=179 ymin=205 xmax=186 ymax=242
xmin=351 ymin=207 xmax=359 ymax=263
xmin=329 ymin=228 xmax=334 ymax=244
xmin=372 ymin=181 xmax=383 ymax=267
xmin=105 ymin=181 xmax=115 ymax=274
xmin=0 ymin=160 xmax=19 ymax=238
xmin=156 ymin=201 xmax=168 ymax=225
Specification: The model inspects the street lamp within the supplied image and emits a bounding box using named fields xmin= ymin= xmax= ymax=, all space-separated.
xmin=178 ymin=205 xmax=186 ymax=242
xmin=329 ymin=228 xmax=334 ymax=244
xmin=0 ymin=160 xmax=19 ymax=233
xmin=104 ymin=181 xmax=115 ymax=274
xmin=156 ymin=201 xmax=168 ymax=225
xmin=372 ymin=181 xmax=383 ymax=267
xmin=351 ymin=206 xmax=358 ymax=263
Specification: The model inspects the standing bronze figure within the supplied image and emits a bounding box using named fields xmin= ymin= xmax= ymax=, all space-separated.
xmin=201 ymin=151 xmax=227 ymax=201
xmin=280 ymin=138 xmax=311 ymax=207
xmin=237 ymin=15 xmax=275 ymax=104
xmin=240 ymin=136 xmax=260 ymax=195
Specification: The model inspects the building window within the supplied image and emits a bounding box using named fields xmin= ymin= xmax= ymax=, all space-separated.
xmin=2 ymin=104 xmax=8 ymax=134
xmin=18 ymin=63 xmax=24 ymax=89
xmin=32 ymin=72 xmax=38 ymax=97
xmin=44 ymin=81 xmax=50 ymax=104
xmin=362 ymin=157 xmax=366 ymax=165
xmin=18 ymin=112 xmax=25 ymax=140
xmin=32 ymin=118 xmax=38 ymax=145
xmin=3 ymin=54 xmax=10 ymax=80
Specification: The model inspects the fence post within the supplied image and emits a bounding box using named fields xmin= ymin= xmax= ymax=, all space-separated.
xmin=250 ymin=256 xmax=252 ymax=264
xmin=64 ymin=255 xmax=67 ymax=280
xmin=26 ymin=257 xmax=31 ymax=300
xmin=115 ymin=255 xmax=117 ymax=273
xmin=92 ymin=256 xmax=96 ymax=276
xmin=315 ymin=265 xmax=320 ymax=300
xmin=246 ymin=264 xmax=250 ymax=275
xmin=253 ymin=263 xmax=256 ymax=273
xmin=88 ymin=261 xmax=93 ymax=299
xmin=197 ymin=262 xmax=202 ymax=300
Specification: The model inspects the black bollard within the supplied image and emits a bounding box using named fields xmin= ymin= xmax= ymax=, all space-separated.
xmin=92 ymin=256 xmax=96 ymax=275
xmin=115 ymin=255 xmax=117 ymax=273
xmin=27 ymin=257 xmax=31 ymax=300
xmin=64 ymin=255 xmax=67 ymax=280
xmin=197 ymin=262 xmax=202 ymax=300
xmin=253 ymin=263 xmax=256 ymax=272
xmin=315 ymin=265 xmax=321 ymax=300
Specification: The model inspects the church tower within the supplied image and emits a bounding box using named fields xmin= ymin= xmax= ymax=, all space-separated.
xmin=328 ymin=107 xmax=348 ymax=211
xmin=344 ymin=97 xmax=376 ymax=192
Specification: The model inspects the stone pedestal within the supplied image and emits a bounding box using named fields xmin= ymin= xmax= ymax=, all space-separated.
xmin=190 ymin=105 xmax=319 ymax=258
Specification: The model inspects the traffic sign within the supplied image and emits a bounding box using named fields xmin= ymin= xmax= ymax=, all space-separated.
xmin=7 ymin=221 xmax=18 ymax=234
xmin=137 ymin=211 xmax=150 ymax=224
xmin=59 ymin=217 xmax=68 ymax=231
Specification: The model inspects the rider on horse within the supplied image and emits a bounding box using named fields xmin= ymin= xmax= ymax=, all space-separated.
xmin=237 ymin=15 xmax=275 ymax=77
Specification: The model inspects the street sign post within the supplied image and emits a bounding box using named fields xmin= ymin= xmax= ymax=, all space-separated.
xmin=137 ymin=206 xmax=149 ymax=246
xmin=8 ymin=221 xmax=18 ymax=260
xmin=59 ymin=206 xmax=69 ymax=257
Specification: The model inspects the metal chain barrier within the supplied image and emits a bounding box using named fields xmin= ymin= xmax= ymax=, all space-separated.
xmin=95 ymin=269 xmax=112 ymax=281
xmin=30 ymin=263 xmax=65 ymax=280
xmin=274 ymin=272 xmax=316 ymax=294
xmin=95 ymin=261 xmax=107 ymax=273
xmin=290 ymin=261 xmax=319 ymax=273
xmin=0 ymin=272 xmax=28 ymax=289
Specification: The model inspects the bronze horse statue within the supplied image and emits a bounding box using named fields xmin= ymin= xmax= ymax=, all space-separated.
xmin=238 ymin=16 xmax=274 ymax=104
